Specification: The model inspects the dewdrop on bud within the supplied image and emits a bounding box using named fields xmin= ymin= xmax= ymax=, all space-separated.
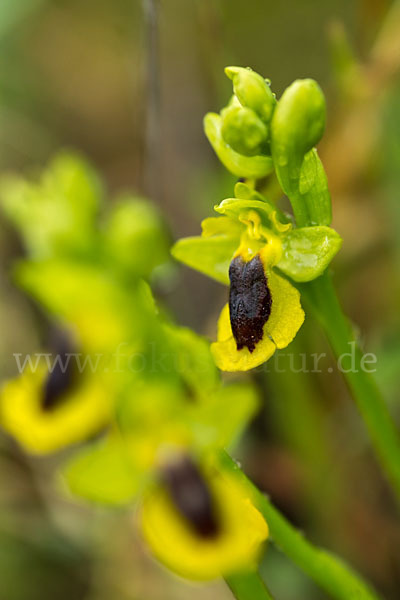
xmin=225 ymin=66 xmax=276 ymax=123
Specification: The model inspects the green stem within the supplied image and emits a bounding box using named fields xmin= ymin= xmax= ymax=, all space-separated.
xmin=226 ymin=571 xmax=275 ymax=600
xmin=302 ymin=270 xmax=400 ymax=500
xmin=220 ymin=451 xmax=382 ymax=600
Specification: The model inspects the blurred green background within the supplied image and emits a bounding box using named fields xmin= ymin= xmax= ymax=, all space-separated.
xmin=0 ymin=1 xmax=400 ymax=599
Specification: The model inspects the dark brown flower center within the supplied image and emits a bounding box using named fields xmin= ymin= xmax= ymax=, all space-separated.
xmin=229 ymin=254 xmax=272 ymax=353
xmin=161 ymin=456 xmax=219 ymax=539
xmin=42 ymin=332 xmax=77 ymax=411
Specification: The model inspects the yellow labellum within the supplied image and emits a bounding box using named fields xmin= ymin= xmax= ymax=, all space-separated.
xmin=211 ymin=269 xmax=304 ymax=372
xmin=0 ymin=365 xmax=112 ymax=454
xmin=141 ymin=468 xmax=268 ymax=580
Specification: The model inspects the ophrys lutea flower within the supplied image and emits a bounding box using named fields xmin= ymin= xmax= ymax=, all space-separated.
xmin=141 ymin=451 xmax=268 ymax=580
xmin=0 ymin=259 xmax=154 ymax=454
xmin=0 ymin=330 xmax=113 ymax=454
xmin=63 ymin=329 xmax=268 ymax=581
xmin=172 ymin=183 xmax=342 ymax=371
xmin=64 ymin=438 xmax=268 ymax=580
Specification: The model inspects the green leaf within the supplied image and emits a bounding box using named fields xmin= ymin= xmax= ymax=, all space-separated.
xmin=171 ymin=234 xmax=237 ymax=285
xmin=62 ymin=438 xmax=141 ymax=505
xmin=204 ymin=113 xmax=273 ymax=178
xmin=277 ymin=226 xmax=342 ymax=282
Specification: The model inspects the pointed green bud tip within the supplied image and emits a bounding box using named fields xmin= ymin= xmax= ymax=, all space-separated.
xmin=221 ymin=105 xmax=269 ymax=156
xmin=224 ymin=66 xmax=276 ymax=123
xmin=271 ymin=78 xmax=326 ymax=164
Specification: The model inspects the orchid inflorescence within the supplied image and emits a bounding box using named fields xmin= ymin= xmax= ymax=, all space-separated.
xmin=0 ymin=151 xmax=266 ymax=581
xmin=173 ymin=66 xmax=342 ymax=371
xmin=0 ymin=66 xmax=343 ymax=586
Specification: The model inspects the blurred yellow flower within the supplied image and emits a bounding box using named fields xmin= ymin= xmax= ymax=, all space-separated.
xmin=141 ymin=460 xmax=268 ymax=580
xmin=0 ymin=362 xmax=112 ymax=454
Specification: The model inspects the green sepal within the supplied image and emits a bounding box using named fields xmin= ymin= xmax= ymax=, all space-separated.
xmin=62 ymin=437 xmax=141 ymax=505
xmin=171 ymin=217 xmax=239 ymax=286
xmin=234 ymin=181 xmax=265 ymax=201
xmin=271 ymin=78 xmax=326 ymax=178
xmin=204 ymin=113 xmax=273 ymax=178
xmin=0 ymin=152 xmax=101 ymax=259
xmin=233 ymin=182 xmax=290 ymax=223
xmin=225 ymin=66 xmax=276 ymax=122
xmin=215 ymin=197 xmax=275 ymax=221
xmin=195 ymin=382 xmax=260 ymax=449
xmin=201 ymin=216 xmax=242 ymax=237
xmin=162 ymin=324 xmax=219 ymax=397
xmin=277 ymin=225 xmax=342 ymax=282
xmin=103 ymin=195 xmax=170 ymax=278
xmin=14 ymin=259 xmax=152 ymax=351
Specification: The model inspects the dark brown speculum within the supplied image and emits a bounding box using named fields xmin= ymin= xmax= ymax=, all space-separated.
xmin=229 ymin=254 xmax=272 ymax=352
xmin=161 ymin=455 xmax=219 ymax=539
xmin=42 ymin=331 xmax=77 ymax=411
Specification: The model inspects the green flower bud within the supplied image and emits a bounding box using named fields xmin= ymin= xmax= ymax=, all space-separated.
xmin=204 ymin=113 xmax=273 ymax=179
xmin=271 ymin=79 xmax=326 ymax=170
xmin=221 ymin=105 xmax=269 ymax=156
xmin=225 ymin=66 xmax=276 ymax=122
xmin=270 ymin=79 xmax=329 ymax=227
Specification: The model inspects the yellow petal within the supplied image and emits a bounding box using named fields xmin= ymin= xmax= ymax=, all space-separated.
xmin=216 ymin=303 xmax=232 ymax=342
xmin=140 ymin=468 xmax=268 ymax=581
xmin=211 ymin=303 xmax=276 ymax=372
xmin=0 ymin=366 xmax=112 ymax=454
xmin=265 ymin=270 xmax=305 ymax=349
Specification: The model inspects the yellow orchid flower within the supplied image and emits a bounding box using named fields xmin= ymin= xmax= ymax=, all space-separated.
xmin=1 ymin=357 xmax=112 ymax=454
xmin=210 ymin=210 xmax=304 ymax=372
xmin=173 ymin=186 xmax=341 ymax=372
xmin=141 ymin=455 xmax=268 ymax=580
xmin=212 ymin=254 xmax=304 ymax=372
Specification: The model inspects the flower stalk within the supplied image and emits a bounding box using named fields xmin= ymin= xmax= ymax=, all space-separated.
xmin=258 ymin=69 xmax=400 ymax=501
xmin=302 ymin=270 xmax=400 ymax=500
xmin=226 ymin=571 xmax=275 ymax=600
xmin=1 ymin=62 xmax=397 ymax=599
xmin=171 ymin=64 xmax=400 ymax=595
xmin=221 ymin=452 xmax=382 ymax=600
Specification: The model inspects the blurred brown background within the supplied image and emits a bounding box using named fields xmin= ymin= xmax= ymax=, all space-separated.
xmin=1 ymin=1 xmax=400 ymax=599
